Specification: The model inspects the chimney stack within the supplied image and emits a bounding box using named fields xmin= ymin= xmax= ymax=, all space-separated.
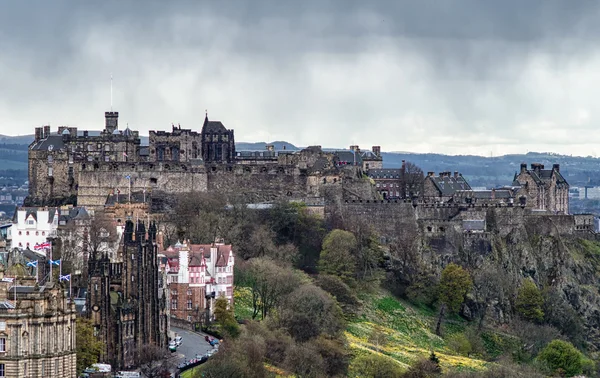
xmin=266 ymin=144 xmax=274 ymax=152
xmin=520 ymin=163 xmax=527 ymax=174
xmin=553 ymin=163 xmax=560 ymax=172
xmin=43 ymin=125 xmax=50 ymax=139
xmin=491 ymin=188 xmax=496 ymax=200
xmin=454 ymin=171 xmax=459 ymax=178
xmin=372 ymin=146 xmax=381 ymax=157
xmin=34 ymin=127 xmax=43 ymax=142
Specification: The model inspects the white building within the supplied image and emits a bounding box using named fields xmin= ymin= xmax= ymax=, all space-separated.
xmin=9 ymin=208 xmax=60 ymax=251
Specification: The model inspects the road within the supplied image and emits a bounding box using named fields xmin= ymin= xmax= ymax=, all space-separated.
xmin=171 ymin=326 xmax=215 ymax=364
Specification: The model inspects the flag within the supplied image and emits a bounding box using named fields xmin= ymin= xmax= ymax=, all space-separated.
xmin=59 ymin=274 xmax=71 ymax=282
xmin=125 ymin=175 xmax=131 ymax=180
xmin=33 ymin=242 xmax=51 ymax=250
xmin=123 ymin=152 xmax=128 ymax=157
xmin=26 ymin=261 xmax=38 ymax=267
xmin=49 ymin=259 xmax=61 ymax=266
xmin=1 ymin=277 xmax=14 ymax=283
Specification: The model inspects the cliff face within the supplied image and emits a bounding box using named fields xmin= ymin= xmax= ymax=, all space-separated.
xmin=420 ymin=215 xmax=600 ymax=349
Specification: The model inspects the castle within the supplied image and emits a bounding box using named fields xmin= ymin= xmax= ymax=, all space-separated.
xmin=27 ymin=111 xmax=378 ymax=209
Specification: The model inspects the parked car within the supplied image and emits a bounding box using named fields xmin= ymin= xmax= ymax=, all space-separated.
xmin=168 ymin=341 xmax=177 ymax=352
xmin=174 ymin=336 xmax=183 ymax=346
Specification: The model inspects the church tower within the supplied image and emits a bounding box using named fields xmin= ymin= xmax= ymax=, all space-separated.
xmin=201 ymin=112 xmax=235 ymax=163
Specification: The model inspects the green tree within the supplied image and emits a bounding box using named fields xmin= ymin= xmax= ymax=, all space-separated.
xmin=436 ymin=263 xmax=473 ymax=335
xmin=214 ymin=296 xmax=240 ymax=338
xmin=351 ymin=354 xmax=405 ymax=378
xmin=516 ymin=279 xmax=544 ymax=323
xmin=76 ymin=318 xmax=104 ymax=375
xmin=318 ymin=229 xmax=357 ymax=280
xmin=279 ymin=284 xmax=345 ymax=342
xmin=537 ymin=339 xmax=583 ymax=377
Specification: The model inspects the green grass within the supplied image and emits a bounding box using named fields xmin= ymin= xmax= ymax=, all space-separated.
xmin=234 ymin=286 xmax=254 ymax=320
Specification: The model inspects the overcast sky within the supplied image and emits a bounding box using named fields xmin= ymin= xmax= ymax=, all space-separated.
xmin=1 ymin=1 xmax=600 ymax=156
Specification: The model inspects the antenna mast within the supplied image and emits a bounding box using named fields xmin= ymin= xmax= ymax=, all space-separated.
xmin=110 ymin=73 xmax=113 ymax=111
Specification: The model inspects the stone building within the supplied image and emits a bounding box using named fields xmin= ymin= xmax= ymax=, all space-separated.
xmin=201 ymin=114 xmax=235 ymax=164
xmin=149 ymin=125 xmax=202 ymax=163
xmin=162 ymin=240 xmax=234 ymax=327
xmin=28 ymin=112 xmax=140 ymax=206
xmin=368 ymin=169 xmax=403 ymax=199
xmin=87 ymin=220 xmax=168 ymax=370
xmin=423 ymin=171 xmax=471 ymax=203
xmin=513 ymin=163 xmax=569 ymax=215
xmin=0 ymin=276 xmax=77 ymax=378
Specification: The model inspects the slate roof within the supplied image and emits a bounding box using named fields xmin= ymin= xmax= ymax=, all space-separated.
xmin=368 ymin=169 xmax=402 ymax=179
xmin=202 ymin=115 xmax=228 ymax=133
xmin=29 ymin=135 xmax=66 ymax=151
xmin=472 ymin=189 xmax=514 ymax=199
xmin=334 ymin=151 xmax=363 ymax=165
xmin=360 ymin=151 xmax=381 ymax=160
xmin=161 ymin=243 xmax=233 ymax=267
xmin=428 ymin=175 xmax=471 ymax=196
xmin=0 ymin=301 xmax=15 ymax=309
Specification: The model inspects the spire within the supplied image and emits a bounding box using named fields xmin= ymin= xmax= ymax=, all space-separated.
xmin=202 ymin=110 xmax=209 ymax=134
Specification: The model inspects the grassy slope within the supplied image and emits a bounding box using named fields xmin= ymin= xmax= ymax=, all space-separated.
xmin=345 ymin=292 xmax=489 ymax=375
xmin=234 ymin=286 xmax=492 ymax=376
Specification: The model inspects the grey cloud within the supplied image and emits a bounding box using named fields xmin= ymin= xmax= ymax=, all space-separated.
xmin=1 ymin=1 xmax=600 ymax=156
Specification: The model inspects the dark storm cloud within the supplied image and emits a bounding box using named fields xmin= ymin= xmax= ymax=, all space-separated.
xmin=1 ymin=1 xmax=600 ymax=155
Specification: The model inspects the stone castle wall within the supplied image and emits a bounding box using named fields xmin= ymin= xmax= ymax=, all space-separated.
xmin=77 ymin=162 xmax=208 ymax=208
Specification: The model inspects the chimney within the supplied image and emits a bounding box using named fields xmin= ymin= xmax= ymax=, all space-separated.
xmin=43 ymin=125 xmax=50 ymax=139
xmin=553 ymin=163 xmax=560 ymax=172
xmin=401 ymin=160 xmax=406 ymax=173
xmin=34 ymin=127 xmax=43 ymax=142
xmin=283 ymin=145 xmax=286 ymax=150
xmin=491 ymin=188 xmax=496 ymax=200
xmin=428 ymin=172 xmax=434 ymax=177
xmin=349 ymin=145 xmax=359 ymax=152
xmin=69 ymin=127 xmax=78 ymax=137
xmin=266 ymin=144 xmax=274 ymax=152
xmin=372 ymin=146 xmax=381 ymax=157
xmin=520 ymin=163 xmax=527 ymax=174
xmin=83 ymin=131 xmax=89 ymax=138
xmin=105 ymin=111 xmax=119 ymax=134
xmin=531 ymin=163 xmax=543 ymax=174
xmin=454 ymin=171 xmax=459 ymax=178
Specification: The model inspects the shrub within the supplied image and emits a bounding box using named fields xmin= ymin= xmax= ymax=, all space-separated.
xmin=537 ymin=339 xmax=583 ymax=377
xmin=401 ymin=358 xmax=442 ymax=378
xmin=350 ymin=354 xmax=405 ymax=378
xmin=515 ymin=279 xmax=544 ymax=323
xmin=446 ymin=333 xmax=473 ymax=356
xmin=284 ymin=343 xmax=325 ymax=378
xmin=315 ymin=274 xmax=360 ymax=313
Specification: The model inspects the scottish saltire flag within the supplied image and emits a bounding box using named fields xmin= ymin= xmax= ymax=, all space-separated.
xmin=26 ymin=261 xmax=38 ymax=267
xmin=125 ymin=175 xmax=131 ymax=180
xmin=49 ymin=259 xmax=61 ymax=266
xmin=1 ymin=277 xmax=14 ymax=283
xmin=59 ymin=274 xmax=71 ymax=282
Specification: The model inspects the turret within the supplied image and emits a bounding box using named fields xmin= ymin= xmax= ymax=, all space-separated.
xmin=105 ymin=111 xmax=119 ymax=134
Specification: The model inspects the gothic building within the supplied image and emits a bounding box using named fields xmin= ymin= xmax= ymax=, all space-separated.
xmin=87 ymin=220 xmax=168 ymax=370
xmin=201 ymin=113 xmax=235 ymax=164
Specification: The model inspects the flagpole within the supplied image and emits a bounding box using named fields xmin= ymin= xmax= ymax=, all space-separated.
xmin=49 ymin=246 xmax=52 ymax=283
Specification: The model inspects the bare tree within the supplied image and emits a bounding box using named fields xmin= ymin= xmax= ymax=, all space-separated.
xmin=87 ymin=212 xmax=118 ymax=260
xmin=402 ymin=161 xmax=424 ymax=199
xmin=135 ymin=344 xmax=176 ymax=378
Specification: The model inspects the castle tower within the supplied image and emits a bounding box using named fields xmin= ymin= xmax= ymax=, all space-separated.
xmin=105 ymin=111 xmax=119 ymax=134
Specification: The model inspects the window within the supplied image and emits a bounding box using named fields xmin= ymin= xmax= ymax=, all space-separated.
xmin=171 ymin=300 xmax=177 ymax=310
xmin=23 ymin=362 xmax=27 ymax=376
xmin=18 ymin=231 xmax=21 ymax=235
xmin=187 ymin=300 xmax=192 ymax=309
xmin=48 ymin=167 xmax=53 ymax=176
xmin=26 ymin=231 xmax=29 ymax=236
xmin=0 ymin=337 xmax=5 ymax=352
xmin=55 ymin=359 xmax=58 ymax=375
xmin=0 ymin=322 xmax=5 ymax=331
xmin=41 ymin=361 xmax=45 ymax=376
xmin=0 ymin=363 xmax=4 ymax=377
xmin=187 ymin=289 xmax=192 ymax=296
xmin=36 ymin=231 xmax=39 ymax=236
xmin=187 ymin=316 xmax=192 ymax=322
xmin=226 ymin=287 xmax=233 ymax=297
xmin=27 ymin=220 xmax=34 ymax=225
xmin=42 ymin=231 xmax=45 ymax=236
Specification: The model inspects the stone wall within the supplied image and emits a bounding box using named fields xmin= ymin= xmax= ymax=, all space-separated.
xmin=207 ymin=164 xmax=308 ymax=203
xmin=78 ymin=162 xmax=208 ymax=208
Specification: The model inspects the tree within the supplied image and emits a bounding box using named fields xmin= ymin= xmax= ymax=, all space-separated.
xmin=314 ymin=274 xmax=360 ymax=313
xmin=472 ymin=262 xmax=506 ymax=330
xmin=351 ymin=354 xmax=404 ymax=378
xmin=214 ymin=296 xmax=240 ymax=338
xmin=87 ymin=211 xmax=118 ymax=260
xmin=343 ymin=218 xmax=383 ymax=283
xmin=135 ymin=344 xmax=176 ymax=378
xmin=537 ymin=340 xmax=583 ymax=377
xmin=436 ymin=263 xmax=473 ymax=335
xmin=318 ymin=229 xmax=357 ymax=281
xmin=515 ymin=279 xmax=544 ymax=323
xmin=284 ymin=343 xmax=326 ymax=378
xmin=402 ymin=161 xmax=424 ymax=199
xmin=200 ymin=332 xmax=267 ymax=378
xmin=279 ymin=284 xmax=345 ymax=342
xmin=241 ymin=258 xmax=300 ymax=319
xmin=76 ymin=318 xmax=104 ymax=375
